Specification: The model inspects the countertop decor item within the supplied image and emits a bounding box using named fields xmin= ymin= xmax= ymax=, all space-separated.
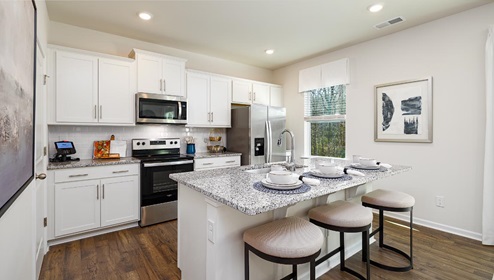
xmin=375 ymin=77 xmax=433 ymax=143
xmin=94 ymin=137 xmax=121 ymax=159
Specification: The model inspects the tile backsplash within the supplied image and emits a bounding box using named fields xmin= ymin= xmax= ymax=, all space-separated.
xmin=48 ymin=125 xmax=226 ymax=159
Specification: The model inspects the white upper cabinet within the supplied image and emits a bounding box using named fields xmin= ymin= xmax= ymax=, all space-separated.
xmin=131 ymin=49 xmax=186 ymax=97
xmin=187 ymin=71 xmax=231 ymax=127
xmin=50 ymin=47 xmax=136 ymax=125
xmin=231 ymin=79 xmax=281 ymax=106
xmin=55 ymin=51 xmax=98 ymax=123
xmin=270 ymin=86 xmax=284 ymax=107
xmin=98 ymin=58 xmax=135 ymax=124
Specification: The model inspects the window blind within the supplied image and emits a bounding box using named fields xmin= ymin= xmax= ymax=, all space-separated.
xmin=304 ymin=85 xmax=346 ymax=123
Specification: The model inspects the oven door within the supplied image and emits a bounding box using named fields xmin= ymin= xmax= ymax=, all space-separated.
xmin=140 ymin=160 xmax=194 ymax=206
xmin=137 ymin=93 xmax=187 ymax=124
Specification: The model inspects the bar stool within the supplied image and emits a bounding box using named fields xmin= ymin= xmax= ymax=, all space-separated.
xmin=361 ymin=189 xmax=415 ymax=272
xmin=243 ymin=216 xmax=324 ymax=280
xmin=308 ymin=200 xmax=373 ymax=280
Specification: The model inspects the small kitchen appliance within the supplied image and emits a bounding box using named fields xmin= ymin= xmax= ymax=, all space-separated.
xmin=49 ymin=141 xmax=80 ymax=162
xmin=132 ymin=138 xmax=194 ymax=226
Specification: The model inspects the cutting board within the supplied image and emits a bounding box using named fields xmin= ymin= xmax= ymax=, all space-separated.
xmin=93 ymin=140 xmax=120 ymax=159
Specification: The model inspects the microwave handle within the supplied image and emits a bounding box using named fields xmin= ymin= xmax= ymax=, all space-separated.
xmin=178 ymin=102 xmax=182 ymax=119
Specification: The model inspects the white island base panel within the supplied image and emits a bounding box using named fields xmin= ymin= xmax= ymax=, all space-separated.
xmin=178 ymin=182 xmax=373 ymax=280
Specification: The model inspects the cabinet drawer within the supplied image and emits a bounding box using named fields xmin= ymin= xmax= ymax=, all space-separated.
xmin=54 ymin=164 xmax=139 ymax=183
xmin=194 ymin=156 xmax=240 ymax=171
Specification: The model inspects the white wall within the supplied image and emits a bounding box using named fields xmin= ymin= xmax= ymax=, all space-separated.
xmin=48 ymin=21 xmax=274 ymax=83
xmin=274 ymin=3 xmax=494 ymax=238
xmin=0 ymin=1 xmax=49 ymax=279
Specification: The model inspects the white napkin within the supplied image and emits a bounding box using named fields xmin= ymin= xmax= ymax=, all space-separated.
xmin=291 ymin=174 xmax=320 ymax=186
xmin=345 ymin=169 xmax=365 ymax=177
xmin=378 ymin=162 xmax=392 ymax=169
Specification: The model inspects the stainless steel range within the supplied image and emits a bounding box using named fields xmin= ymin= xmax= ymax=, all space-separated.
xmin=132 ymin=138 xmax=194 ymax=227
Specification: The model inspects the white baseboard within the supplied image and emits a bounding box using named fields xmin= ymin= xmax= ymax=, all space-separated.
xmin=382 ymin=211 xmax=482 ymax=241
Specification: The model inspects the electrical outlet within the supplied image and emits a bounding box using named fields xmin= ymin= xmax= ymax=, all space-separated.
xmin=207 ymin=220 xmax=215 ymax=243
xmin=435 ymin=196 xmax=445 ymax=208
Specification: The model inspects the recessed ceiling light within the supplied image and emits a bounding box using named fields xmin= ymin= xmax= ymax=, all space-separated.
xmin=368 ymin=4 xmax=383 ymax=13
xmin=138 ymin=12 xmax=152 ymax=20
xmin=265 ymin=49 xmax=275 ymax=55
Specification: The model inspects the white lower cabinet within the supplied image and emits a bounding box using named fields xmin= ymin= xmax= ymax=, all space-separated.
xmin=49 ymin=164 xmax=139 ymax=239
xmin=194 ymin=155 xmax=240 ymax=171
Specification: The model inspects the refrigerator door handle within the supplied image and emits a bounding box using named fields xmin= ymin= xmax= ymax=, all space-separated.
xmin=266 ymin=120 xmax=272 ymax=163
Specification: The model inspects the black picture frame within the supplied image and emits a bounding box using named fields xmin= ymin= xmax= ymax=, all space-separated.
xmin=0 ymin=0 xmax=37 ymax=218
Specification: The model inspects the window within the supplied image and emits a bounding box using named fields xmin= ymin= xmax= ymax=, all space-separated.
xmin=304 ymin=85 xmax=346 ymax=158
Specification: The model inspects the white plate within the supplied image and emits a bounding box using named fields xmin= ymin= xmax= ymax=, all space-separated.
xmin=309 ymin=170 xmax=345 ymax=179
xmin=350 ymin=163 xmax=381 ymax=170
xmin=261 ymin=179 xmax=303 ymax=190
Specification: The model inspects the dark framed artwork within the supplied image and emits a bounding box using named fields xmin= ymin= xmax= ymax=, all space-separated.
xmin=0 ymin=0 xmax=37 ymax=218
xmin=375 ymin=77 xmax=433 ymax=143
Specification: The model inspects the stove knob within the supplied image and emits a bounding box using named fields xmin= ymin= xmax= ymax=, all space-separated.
xmin=174 ymin=141 xmax=178 ymax=144
xmin=142 ymin=142 xmax=146 ymax=146
xmin=136 ymin=142 xmax=140 ymax=146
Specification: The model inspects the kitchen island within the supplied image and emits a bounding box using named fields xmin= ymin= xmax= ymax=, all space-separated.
xmin=170 ymin=159 xmax=411 ymax=280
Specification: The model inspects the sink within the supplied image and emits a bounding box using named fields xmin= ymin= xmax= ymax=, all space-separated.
xmin=243 ymin=167 xmax=271 ymax=174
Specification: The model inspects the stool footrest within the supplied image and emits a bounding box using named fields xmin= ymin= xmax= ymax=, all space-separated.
xmin=342 ymin=266 xmax=367 ymax=280
xmin=370 ymin=244 xmax=413 ymax=272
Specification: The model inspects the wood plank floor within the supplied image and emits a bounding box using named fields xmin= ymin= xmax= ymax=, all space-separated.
xmin=40 ymin=215 xmax=494 ymax=280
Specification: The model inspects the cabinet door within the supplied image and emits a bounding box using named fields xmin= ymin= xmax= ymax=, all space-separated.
xmin=55 ymin=51 xmax=98 ymax=123
xmin=186 ymin=72 xmax=210 ymax=126
xmin=136 ymin=53 xmax=162 ymax=94
xmin=100 ymin=176 xmax=139 ymax=227
xmin=210 ymin=76 xmax=231 ymax=127
xmin=54 ymin=180 xmax=101 ymax=237
xmin=252 ymin=83 xmax=270 ymax=105
xmin=163 ymin=59 xmax=185 ymax=97
xmin=232 ymin=80 xmax=252 ymax=104
xmin=270 ymin=86 xmax=284 ymax=107
xmin=98 ymin=59 xmax=135 ymax=124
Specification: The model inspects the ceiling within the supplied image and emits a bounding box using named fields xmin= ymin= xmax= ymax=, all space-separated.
xmin=45 ymin=0 xmax=493 ymax=70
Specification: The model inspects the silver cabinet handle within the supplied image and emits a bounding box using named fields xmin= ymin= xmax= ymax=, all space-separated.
xmin=163 ymin=79 xmax=166 ymax=92
xmin=160 ymin=79 xmax=163 ymax=91
xmin=100 ymin=105 xmax=102 ymax=119
xmin=225 ymin=160 xmax=236 ymax=163
xmin=253 ymin=92 xmax=256 ymax=101
xmin=208 ymin=112 xmax=211 ymax=122
xmin=102 ymin=184 xmax=105 ymax=199
xmin=94 ymin=105 xmax=97 ymax=119
xmin=97 ymin=185 xmax=99 ymax=200
xmin=211 ymin=112 xmax=214 ymax=123
xmin=112 ymin=170 xmax=129 ymax=174
xmin=69 ymin=174 xmax=88 ymax=178
xmin=202 ymin=162 xmax=214 ymax=166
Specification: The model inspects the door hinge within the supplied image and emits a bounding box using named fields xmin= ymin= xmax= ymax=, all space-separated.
xmin=43 ymin=217 xmax=47 ymax=227
xmin=43 ymin=146 xmax=47 ymax=156
xmin=43 ymin=74 xmax=50 ymax=85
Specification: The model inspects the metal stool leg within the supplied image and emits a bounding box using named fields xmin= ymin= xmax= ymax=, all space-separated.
xmin=244 ymin=243 xmax=249 ymax=280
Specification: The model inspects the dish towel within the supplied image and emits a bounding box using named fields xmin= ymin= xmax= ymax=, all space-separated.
xmin=343 ymin=168 xmax=365 ymax=177
xmin=291 ymin=174 xmax=320 ymax=186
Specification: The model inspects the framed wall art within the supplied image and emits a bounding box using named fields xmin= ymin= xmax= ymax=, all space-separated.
xmin=375 ymin=77 xmax=433 ymax=143
xmin=0 ymin=0 xmax=37 ymax=218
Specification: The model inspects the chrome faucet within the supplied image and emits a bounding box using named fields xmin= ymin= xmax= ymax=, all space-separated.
xmin=277 ymin=129 xmax=295 ymax=171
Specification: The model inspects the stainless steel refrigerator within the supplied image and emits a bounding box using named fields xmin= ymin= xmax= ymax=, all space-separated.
xmin=227 ymin=104 xmax=287 ymax=166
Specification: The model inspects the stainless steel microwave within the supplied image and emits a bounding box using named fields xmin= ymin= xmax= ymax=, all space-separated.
xmin=136 ymin=93 xmax=187 ymax=124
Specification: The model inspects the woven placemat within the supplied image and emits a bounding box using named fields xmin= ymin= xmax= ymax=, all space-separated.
xmin=253 ymin=181 xmax=311 ymax=194
xmin=302 ymin=172 xmax=353 ymax=181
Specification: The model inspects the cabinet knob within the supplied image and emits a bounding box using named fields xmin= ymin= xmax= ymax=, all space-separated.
xmin=36 ymin=173 xmax=47 ymax=180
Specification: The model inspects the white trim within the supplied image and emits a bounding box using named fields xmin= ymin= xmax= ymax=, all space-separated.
xmin=382 ymin=211 xmax=482 ymax=241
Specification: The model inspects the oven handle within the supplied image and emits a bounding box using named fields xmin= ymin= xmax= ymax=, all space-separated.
xmin=143 ymin=160 xmax=194 ymax=168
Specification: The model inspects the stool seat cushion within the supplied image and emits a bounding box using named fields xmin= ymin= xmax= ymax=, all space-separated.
xmin=309 ymin=200 xmax=373 ymax=228
xmin=243 ymin=217 xmax=323 ymax=259
xmin=362 ymin=189 xmax=415 ymax=208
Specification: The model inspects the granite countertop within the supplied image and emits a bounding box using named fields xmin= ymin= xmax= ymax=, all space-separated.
xmin=48 ymin=157 xmax=141 ymax=170
xmin=190 ymin=152 xmax=242 ymax=159
xmin=170 ymin=159 xmax=412 ymax=216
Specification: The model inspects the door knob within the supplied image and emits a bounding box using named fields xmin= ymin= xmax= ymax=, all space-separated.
xmin=36 ymin=173 xmax=47 ymax=180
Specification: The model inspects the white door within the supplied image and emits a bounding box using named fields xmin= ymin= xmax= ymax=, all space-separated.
xmin=98 ymin=58 xmax=135 ymax=124
xmin=162 ymin=59 xmax=185 ymax=97
xmin=100 ymin=176 xmax=139 ymax=227
xmin=55 ymin=51 xmax=98 ymax=123
xmin=209 ymin=76 xmax=231 ymax=127
xmin=252 ymin=83 xmax=270 ymax=105
xmin=136 ymin=53 xmax=162 ymax=94
xmin=232 ymin=79 xmax=252 ymax=104
xmin=34 ymin=44 xmax=48 ymax=279
xmin=186 ymin=72 xmax=210 ymax=126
